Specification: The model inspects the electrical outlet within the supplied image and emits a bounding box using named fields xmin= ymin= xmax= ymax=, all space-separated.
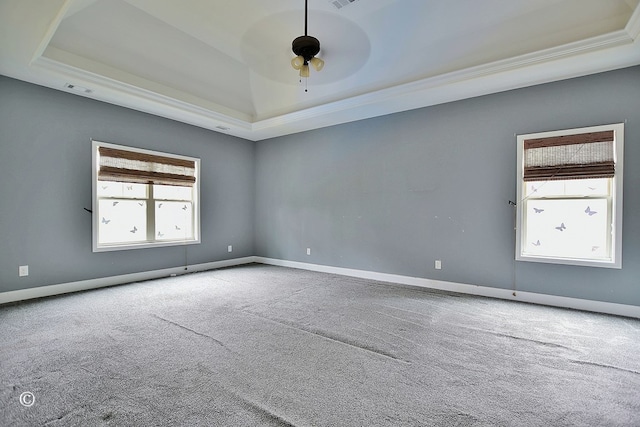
xmin=19 ymin=265 xmax=29 ymax=277
xmin=307 ymin=248 xmax=311 ymax=255
xmin=435 ymin=260 xmax=442 ymax=270
xmin=228 ymin=245 xmax=233 ymax=253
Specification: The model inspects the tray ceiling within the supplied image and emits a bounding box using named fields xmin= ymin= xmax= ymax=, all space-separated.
xmin=1 ymin=0 xmax=639 ymax=140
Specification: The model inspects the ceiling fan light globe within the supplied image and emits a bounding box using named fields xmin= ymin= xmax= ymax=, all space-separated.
xmin=300 ymin=64 xmax=310 ymax=78
xmin=310 ymin=57 xmax=324 ymax=72
xmin=291 ymin=55 xmax=304 ymax=70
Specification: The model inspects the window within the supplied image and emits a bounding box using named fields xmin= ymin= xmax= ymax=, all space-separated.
xmin=92 ymin=140 xmax=200 ymax=252
xmin=515 ymin=123 xmax=623 ymax=268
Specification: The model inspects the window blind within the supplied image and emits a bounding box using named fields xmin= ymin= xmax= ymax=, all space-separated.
xmin=98 ymin=146 xmax=196 ymax=186
xmin=523 ymin=130 xmax=614 ymax=181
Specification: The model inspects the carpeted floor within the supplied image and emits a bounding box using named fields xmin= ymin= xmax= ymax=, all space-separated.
xmin=1 ymin=264 xmax=639 ymax=426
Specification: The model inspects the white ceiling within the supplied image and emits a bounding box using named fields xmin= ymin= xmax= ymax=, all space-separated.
xmin=1 ymin=0 xmax=639 ymax=141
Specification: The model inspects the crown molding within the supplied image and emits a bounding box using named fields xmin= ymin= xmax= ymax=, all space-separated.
xmin=29 ymin=0 xmax=72 ymax=65
xmin=22 ymin=5 xmax=640 ymax=141
xmin=32 ymin=53 xmax=255 ymax=138
xmin=626 ymin=1 xmax=640 ymax=40
xmin=249 ymin=29 xmax=638 ymax=139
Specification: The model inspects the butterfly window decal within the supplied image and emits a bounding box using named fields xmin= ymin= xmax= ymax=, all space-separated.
xmin=182 ymin=205 xmax=187 ymax=211
xmin=533 ymin=240 xmax=541 ymax=246
xmin=101 ymin=217 xmax=111 ymax=224
xmin=113 ymin=201 xmax=119 ymax=206
xmin=130 ymin=226 xmax=137 ymax=233
xmin=175 ymin=225 xmax=181 ymax=230
xmin=555 ymin=223 xmax=566 ymax=231
xmin=533 ymin=208 xmax=544 ymax=213
xmin=585 ymin=206 xmax=597 ymax=216
xmin=158 ymin=231 xmax=164 ymax=237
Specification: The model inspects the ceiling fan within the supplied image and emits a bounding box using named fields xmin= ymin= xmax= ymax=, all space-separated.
xmin=291 ymin=0 xmax=324 ymax=78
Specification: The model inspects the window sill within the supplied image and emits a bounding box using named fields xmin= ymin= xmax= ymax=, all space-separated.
xmin=93 ymin=239 xmax=201 ymax=253
xmin=516 ymin=253 xmax=620 ymax=269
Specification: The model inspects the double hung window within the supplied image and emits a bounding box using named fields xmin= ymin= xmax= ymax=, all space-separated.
xmin=515 ymin=123 xmax=623 ymax=268
xmin=92 ymin=140 xmax=200 ymax=252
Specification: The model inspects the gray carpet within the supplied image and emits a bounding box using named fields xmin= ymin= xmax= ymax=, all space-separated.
xmin=1 ymin=264 xmax=639 ymax=426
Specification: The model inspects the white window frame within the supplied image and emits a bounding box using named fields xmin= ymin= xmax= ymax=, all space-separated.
xmin=92 ymin=140 xmax=201 ymax=252
xmin=515 ymin=123 xmax=623 ymax=269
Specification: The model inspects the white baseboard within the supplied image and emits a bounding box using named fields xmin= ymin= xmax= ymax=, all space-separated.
xmin=3 ymin=256 xmax=638 ymax=319
xmin=0 ymin=257 xmax=256 ymax=305
xmin=255 ymin=257 xmax=640 ymax=319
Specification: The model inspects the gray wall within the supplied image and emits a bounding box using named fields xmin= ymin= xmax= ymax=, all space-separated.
xmin=255 ymin=66 xmax=640 ymax=306
xmin=2 ymin=67 xmax=638 ymax=306
xmin=0 ymin=76 xmax=255 ymax=292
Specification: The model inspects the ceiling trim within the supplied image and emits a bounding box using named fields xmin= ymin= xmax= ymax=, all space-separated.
xmin=14 ymin=0 xmax=640 ymax=142
xmin=32 ymin=55 xmax=254 ymax=137
xmin=627 ymin=1 xmax=640 ymax=39
xmin=30 ymin=0 xmax=74 ymax=65
xmin=249 ymin=29 xmax=638 ymax=139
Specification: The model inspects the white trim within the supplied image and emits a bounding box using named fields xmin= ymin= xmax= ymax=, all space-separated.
xmin=515 ymin=123 xmax=624 ymax=269
xmin=2 ymin=256 xmax=638 ymax=319
xmin=0 ymin=257 xmax=255 ymax=305
xmin=255 ymin=257 xmax=640 ymax=319
xmin=34 ymin=52 xmax=253 ymax=126
xmin=254 ymin=31 xmax=633 ymax=130
xmin=625 ymin=1 xmax=640 ymax=40
xmin=26 ymin=20 xmax=640 ymax=142
xmin=29 ymin=0 xmax=75 ymax=65
xmin=91 ymin=140 xmax=202 ymax=252
xmin=32 ymin=53 xmax=253 ymax=131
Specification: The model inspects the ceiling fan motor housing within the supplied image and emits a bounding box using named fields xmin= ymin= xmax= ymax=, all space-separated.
xmin=292 ymin=35 xmax=320 ymax=62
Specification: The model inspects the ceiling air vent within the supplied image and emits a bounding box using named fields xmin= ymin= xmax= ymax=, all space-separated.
xmin=64 ymin=83 xmax=93 ymax=94
xmin=329 ymin=0 xmax=359 ymax=10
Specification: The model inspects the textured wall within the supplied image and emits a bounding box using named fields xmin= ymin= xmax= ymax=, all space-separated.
xmin=255 ymin=66 xmax=640 ymax=306
xmin=0 ymin=76 xmax=255 ymax=292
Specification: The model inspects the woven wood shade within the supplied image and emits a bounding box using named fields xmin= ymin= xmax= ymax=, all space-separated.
xmin=523 ymin=130 xmax=615 ymax=181
xmin=98 ymin=147 xmax=196 ymax=186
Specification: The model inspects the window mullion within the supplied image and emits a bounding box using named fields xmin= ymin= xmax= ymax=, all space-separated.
xmin=147 ymin=184 xmax=155 ymax=242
